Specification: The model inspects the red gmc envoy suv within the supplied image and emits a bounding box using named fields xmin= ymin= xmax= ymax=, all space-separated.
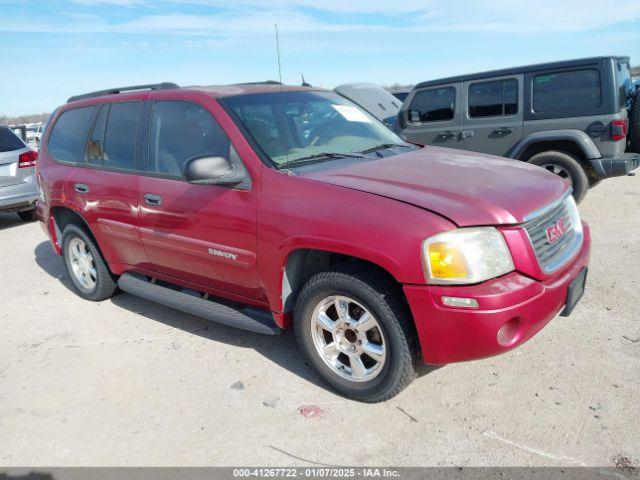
xmin=36 ymin=83 xmax=590 ymax=402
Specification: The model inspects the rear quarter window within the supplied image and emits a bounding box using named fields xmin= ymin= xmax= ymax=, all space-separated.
xmin=0 ymin=126 xmax=26 ymax=152
xmin=47 ymin=106 xmax=94 ymax=163
xmin=533 ymin=69 xmax=601 ymax=113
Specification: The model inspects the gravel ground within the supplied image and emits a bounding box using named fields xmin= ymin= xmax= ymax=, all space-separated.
xmin=0 ymin=175 xmax=638 ymax=467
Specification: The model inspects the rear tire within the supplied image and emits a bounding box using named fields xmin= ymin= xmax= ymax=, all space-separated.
xmin=17 ymin=209 xmax=36 ymax=222
xmin=61 ymin=224 xmax=117 ymax=301
xmin=629 ymin=89 xmax=640 ymax=154
xmin=294 ymin=263 xmax=419 ymax=402
xmin=528 ymin=150 xmax=589 ymax=203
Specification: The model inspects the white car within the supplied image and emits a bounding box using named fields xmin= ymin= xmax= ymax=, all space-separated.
xmin=0 ymin=126 xmax=39 ymax=221
xmin=34 ymin=123 xmax=45 ymax=147
xmin=333 ymin=83 xmax=403 ymax=127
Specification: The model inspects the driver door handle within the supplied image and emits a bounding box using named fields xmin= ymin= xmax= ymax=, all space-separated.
xmin=438 ymin=131 xmax=457 ymax=139
xmin=144 ymin=193 xmax=163 ymax=206
xmin=492 ymin=127 xmax=514 ymax=135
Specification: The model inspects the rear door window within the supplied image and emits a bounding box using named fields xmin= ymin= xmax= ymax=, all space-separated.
xmin=100 ymin=102 xmax=142 ymax=170
xmin=47 ymin=106 xmax=94 ymax=163
xmin=408 ymin=87 xmax=456 ymax=122
xmin=0 ymin=126 xmax=25 ymax=152
xmin=468 ymin=79 xmax=518 ymax=117
xmin=149 ymin=100 xmax=232 ymax=177
xmin=533 ymin=69 xmax=601 ymax=113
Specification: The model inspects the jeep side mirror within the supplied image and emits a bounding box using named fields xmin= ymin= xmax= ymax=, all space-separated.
xmin=182 ymin=155 xmax=247 ymax=188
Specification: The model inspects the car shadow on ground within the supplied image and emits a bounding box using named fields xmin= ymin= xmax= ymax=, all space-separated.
xmin=34 ymin=241 xmax=440 ymax=395
xmin=0 ymin=213 xmax=30 ymax=231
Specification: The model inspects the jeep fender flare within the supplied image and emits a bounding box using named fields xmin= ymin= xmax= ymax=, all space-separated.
xmin=507 ymin=129 xmax=605 ymax=178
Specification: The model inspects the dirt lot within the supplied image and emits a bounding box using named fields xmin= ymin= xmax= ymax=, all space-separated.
xmin=0 ymin=175 xmax=638 ymax=467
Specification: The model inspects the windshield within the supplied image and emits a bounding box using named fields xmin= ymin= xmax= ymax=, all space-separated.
xmin=223 ymin=90 xmax=409 ymax=167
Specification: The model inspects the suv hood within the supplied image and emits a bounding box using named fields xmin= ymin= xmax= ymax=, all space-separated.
xmin=302 ymin=146 xmax=569 ymax=227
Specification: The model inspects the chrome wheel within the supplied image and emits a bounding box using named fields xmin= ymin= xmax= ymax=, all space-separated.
xmin=310 ymin=295 xmax=386 ymax=382
xmin=67 ymin=237 xmax=97 ymax=291
xmin=542 ymin=163 xmax=572 ymax=185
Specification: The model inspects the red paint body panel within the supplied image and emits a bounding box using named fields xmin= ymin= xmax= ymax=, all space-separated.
xmin=405 ymin=223 xmax=590 ymax=364
xmin=36 ymin=85 xmax=592 ymax=365
xmin=304 ymin=146 xmax=569 ymax=227
xmin=66 ymin=168 xmax=147 ymax=267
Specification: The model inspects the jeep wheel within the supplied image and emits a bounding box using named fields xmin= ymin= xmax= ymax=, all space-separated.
xmin=528 ymin=151 xmax=589 ymax=203
xmin=294 ymin=264 xmax=419 ymax=402
xmin=629 ymin=89 xmax=640 ymax=154
xmin=62 ymin=224 xmax=117 ymax=301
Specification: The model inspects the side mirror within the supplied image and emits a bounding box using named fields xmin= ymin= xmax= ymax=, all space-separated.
xmin=182 ymin=155 xmax=247 ymax=187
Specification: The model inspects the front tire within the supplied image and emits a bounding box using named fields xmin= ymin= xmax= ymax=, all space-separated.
xmin=61 ymin=224 xmax=117 ymax=301
xmin=294 ymin=264 xmax=419 ymax=402
xmin=528 ymin=151 xmax=589 ymax=203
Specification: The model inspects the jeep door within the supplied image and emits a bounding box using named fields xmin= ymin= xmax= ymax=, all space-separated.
xmin=459 ymin=75 xmax=524 ymax=157
xmin=399 ymin=83 xmax=461 ymax=147
xmin=136 ymin=97 xmax=261 ymax=301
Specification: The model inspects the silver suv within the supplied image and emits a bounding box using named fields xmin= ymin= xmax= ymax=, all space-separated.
xmin=0 ymin=125 xmax=39 ymax=221
xmin=396 ymin=56 xmax=640 ymax=202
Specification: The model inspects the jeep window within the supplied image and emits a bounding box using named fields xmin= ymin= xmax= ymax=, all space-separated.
xmin=408 ymin=87 xmax=455 ymax=122
xmin=47 ymin=106 xmax=94 ymax=163
xmin=223 ymin=91 xmax=407 ymax=166
xmin=149 ymin=100 xmax=232 ymax=177
xmin=469 ymin=79 xmax=518 ymax=117
xmin=0 ymin=126 xmax=25 ymax=152
xmin=533 ymin=69 xmax=601 ymax=113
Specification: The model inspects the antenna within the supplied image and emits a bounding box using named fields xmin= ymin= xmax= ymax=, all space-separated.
xmin=275 ymin=24 xmax=283 ymax=86
xmin=274 ymin=24 xmax=290 ymax=164
xmin=301 ymin=74 xmax=311 ymax=87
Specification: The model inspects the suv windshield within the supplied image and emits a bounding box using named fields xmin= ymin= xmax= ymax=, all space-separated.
xmin=223 ymin=91 xmax=411 ymax=167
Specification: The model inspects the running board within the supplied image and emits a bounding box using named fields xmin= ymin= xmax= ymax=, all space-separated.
xmin=117 ymin=273 xmax=282 ymax=335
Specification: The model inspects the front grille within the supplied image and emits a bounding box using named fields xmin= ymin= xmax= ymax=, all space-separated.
xmin=522 ymin=195 xmax=583 ymax=273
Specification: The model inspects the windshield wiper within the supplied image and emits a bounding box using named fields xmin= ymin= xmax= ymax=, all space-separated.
xmin=278 ymin=152 xmax=367 ymax=169
xmin=359 ymin=143 xmax=414 ymax=155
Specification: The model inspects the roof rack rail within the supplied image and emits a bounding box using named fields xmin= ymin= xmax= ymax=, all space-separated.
xmin=232 ymin=80 xmax=282 ymax=86
xmin=67 ymin=82 xmax=179 ymax=103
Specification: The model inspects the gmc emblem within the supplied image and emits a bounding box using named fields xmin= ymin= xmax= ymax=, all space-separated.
xmin=545 ymin=217 xmax=568 ymax=245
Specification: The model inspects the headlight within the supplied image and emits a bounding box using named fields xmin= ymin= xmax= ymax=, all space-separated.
xmin=422 ymin=227 xmax=514 ymax=284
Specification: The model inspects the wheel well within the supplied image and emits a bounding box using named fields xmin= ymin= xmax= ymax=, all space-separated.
xmin=516 ymin=140 xmax=600 ymax=184
xmin=281 ymin=249 xmax=401 ymax=315
xmin=517 ymin=140 xmax=585 ymax=163
xmin=51 ymin=207 xmax=100 ymax=253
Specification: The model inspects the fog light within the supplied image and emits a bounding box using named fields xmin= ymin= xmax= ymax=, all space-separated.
xmin=497 ymin=317 xmax=520 ymax=347
xmin=442 ymin=296 xmax=479 ymax=308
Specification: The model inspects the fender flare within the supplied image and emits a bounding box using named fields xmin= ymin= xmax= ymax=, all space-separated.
xmin=507 ymin=129 xmax=601 ymax=161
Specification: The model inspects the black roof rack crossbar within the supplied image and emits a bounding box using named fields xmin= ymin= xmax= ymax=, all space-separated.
xmin=67 ymin=82 xmax=179 ymax=103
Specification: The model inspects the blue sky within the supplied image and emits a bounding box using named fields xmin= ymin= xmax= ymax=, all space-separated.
xmin=1 ymin=0 xmax=639 ymax=116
